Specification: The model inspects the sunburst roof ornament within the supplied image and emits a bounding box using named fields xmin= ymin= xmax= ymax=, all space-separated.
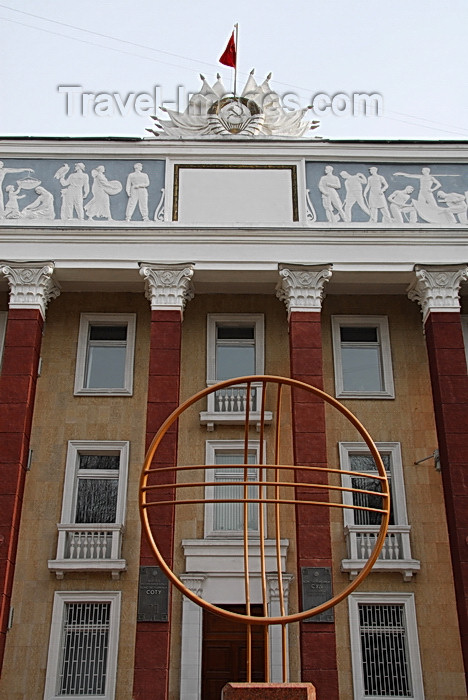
xmin=147 ymin=71 xmax=320 ymax=139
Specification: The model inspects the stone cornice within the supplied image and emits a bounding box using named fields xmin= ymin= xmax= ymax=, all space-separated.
xmin=139 ymin=262 xmax=194 ymax=314
xmin=276 ymin=264 xmax=333 ymax=314
xmin=0 ymin=261 xmax=61 ymax=319
xmin=407 ymin=264 xmax=468 ymax=323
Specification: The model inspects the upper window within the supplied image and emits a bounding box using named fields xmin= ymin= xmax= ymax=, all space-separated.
xmin=339 ymin=442 xmax=419 ymax=580
xmin=200 ymin=314 xmax=270 ymax=428
xmin=349 ymin=593 xmax=424 ymax=699
xmin=0 ymin=311 xmax=6 ymax=371
xmin=74 ymin=313 xmax=136 ymax=396
xmin=332 ymin=315 xmax=394 ymax=399
xmin=48 ymin=441 xmax=129 ymax=578
xmin=204 ymin=440 xmax=264 ymax=538
xmin=43 ymin=591 xmax=121 ymax=700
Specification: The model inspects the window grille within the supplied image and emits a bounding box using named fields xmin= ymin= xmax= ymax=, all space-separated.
xmin=58 ymin=602 xmax=110 ymax=696
xmin=358 ymin=603 xmax=412 ymax=697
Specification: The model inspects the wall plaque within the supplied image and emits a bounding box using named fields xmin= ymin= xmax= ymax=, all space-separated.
xmin=301 ymin=567 xmax=334 ymax=623
xmin=137 ymin=566 xmax=169 ymax=622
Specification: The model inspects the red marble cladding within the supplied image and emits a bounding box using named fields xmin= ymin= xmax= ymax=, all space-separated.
xmin=424 ymin=312 xmax=468 ymax=684
xmin=133 ymin=309 xmax=182 ymax=700
xmin=288 ymin=312 xmax=338 ymax=699
xmin=0 ymin=308 xmax=43 ymax=672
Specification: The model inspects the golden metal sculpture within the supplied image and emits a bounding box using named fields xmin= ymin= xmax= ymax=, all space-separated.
xmin=139 ymin=375 xmax=390 ymax=684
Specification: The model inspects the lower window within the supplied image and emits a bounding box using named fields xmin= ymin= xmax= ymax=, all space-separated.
xmin=349 ymin=593 xmax=424 ymax=699
xmin=44 ymin=592 xmax=121 ymax=700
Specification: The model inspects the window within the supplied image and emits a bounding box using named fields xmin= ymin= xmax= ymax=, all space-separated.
xmin=339 ymin=443 xmax=419 ymax=580
xmin=461 ymin=315 xmax=468 ymax=371
xmin=332 ymin=316 xmax=394 ymax=399
xmin=200 ymin=314 xmax=272 ymax=428
xmin=204 ymin=440 xmax=264 ymax=538
xmin=44 ymin=591 xmax=121 ymax=700
xmin=349 ymin=593 xmax=424 ymax=699
xmin=0 ymin=311 xmax=6 ymax=371
xmin=48 ymin=441 xmax=129 ymax=578
xmin=74 ymin=313 xmax=136 ymax=395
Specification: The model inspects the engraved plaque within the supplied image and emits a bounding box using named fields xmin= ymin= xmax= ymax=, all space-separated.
xmin=137 ymin=566 xmax=169 ymax=622
xmin=301 ymin=567 xmax=334 ymax=623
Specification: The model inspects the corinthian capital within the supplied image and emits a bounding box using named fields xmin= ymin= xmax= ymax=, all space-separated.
xmin=276 ymin=264 xmax=333 ymax=314
xmin=407 ymin=264 xmax=468 ymax=323
xmin=139 ymin=263 xmax=194 ymax=314
xmin=1 ymin=261 xmax=61 ymax=319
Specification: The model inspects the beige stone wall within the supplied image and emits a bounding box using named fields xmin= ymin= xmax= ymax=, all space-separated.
xmin=1 ymin=292 xmax=150 ymax=700
xmin=322 ymin=295 xmax=466 ymax=700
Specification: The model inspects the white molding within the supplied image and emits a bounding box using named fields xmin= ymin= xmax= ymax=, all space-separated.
xmin=139 ymin=262 xmax=194 ymax=313
xmin=0 ymin=261 xmax=60 ymax=319
xmin=408 ymin=264 xmax=468 ymax=323
xmin=43 ymin=591 xmax=121 ymax=700
xmin=331 ymin=315 xmax=395 ymax=399
xmin=461 ymin=315 xmax=468 ymax=371
xmin=276 ymin=264 xmax=333 ymax=313
xmin=74 ymin=313 xmax=136 ymax=396
xmin=348 ymin=592 xmax=425 ymax=700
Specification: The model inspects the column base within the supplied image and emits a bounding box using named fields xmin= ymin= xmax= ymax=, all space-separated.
xmin=222 ymin=683 xmax=316 ymax=699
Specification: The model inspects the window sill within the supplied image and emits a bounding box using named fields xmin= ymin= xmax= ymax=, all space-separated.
xmin=199 ymin=410 xmax=273 ymax=431
xmin=48 ymin=558 xmax=126 ymax=580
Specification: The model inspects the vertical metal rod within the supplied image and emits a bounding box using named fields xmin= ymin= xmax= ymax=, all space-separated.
xmin=274 ymin=384 xmax=287 ymax=681
xmin=234 ymin=23 xmax=239 ymax=98
xmin=258 ymin=381 xmax=269 ymax=681
xmin=244 ymin=382 xmax=252 ymax=679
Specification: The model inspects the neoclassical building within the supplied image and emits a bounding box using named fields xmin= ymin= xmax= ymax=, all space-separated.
xmin=0 ymin=77 xmax=467 ymax=700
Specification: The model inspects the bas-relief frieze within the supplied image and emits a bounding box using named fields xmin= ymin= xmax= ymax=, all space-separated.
xmin=0 ymin=158 xmax=165 ymax=223
xmin=306 ymin=162 xmax=468 ymax=225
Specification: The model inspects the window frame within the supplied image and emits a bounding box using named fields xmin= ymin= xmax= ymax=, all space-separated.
xmin=331 ymin=315 xmax=395 ymax=399
xmin=204 ymin=440 xmax=265 ymax=538
xmin=348 ymin=592 xmax=424 ymax=700
xmin=43 ymin=591 xmax=121 ymax=700
xmin=0 ymin=311 xmax=6 ymax=371
xmin=60 ymin=441 xmax=129 ymax=528
xmin=206 ymin=313 xmax=265 ymax=384
xmin=74 ymin=313 xmax=136 ymax=396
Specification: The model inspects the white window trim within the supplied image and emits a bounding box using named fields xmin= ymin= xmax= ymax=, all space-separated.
xmin=204 ymin=439 xmax=266 ymax=538
xmin=461 ymin=314 xmax=468 ymax=371
xmin=200 ymin=313 xmax=272 ymax=429
xmin=339 ymin=442 xmax=420 ymax=581
xmin=0 ymin=311 xmax=6 ymax=371
xmin=48 ymin=441 xmax=129 ymax=579
xmin=44 ymin=591 xmax=121 ymax=700
xmin=348 ymin=592 xmax=425 ymax=700
xmin=331 ymin=315 xmax=395 ymax=399
xmin=74 ymin=313 xmax=136 ymax=396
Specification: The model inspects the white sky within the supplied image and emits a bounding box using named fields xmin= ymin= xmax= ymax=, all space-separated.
xmin=1 ymin=0 xmax=467 ymax=141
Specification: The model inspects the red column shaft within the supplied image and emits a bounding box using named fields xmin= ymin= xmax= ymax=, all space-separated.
xmin=133 ymin=309 xmax=182 ymax=700
xmin=288 ymin=312 xmax=338 ymax=699
xmin=424 ymin=312 xmax=468 ymax=682
xmin=0 ymin=308 xmax=43 ymax=671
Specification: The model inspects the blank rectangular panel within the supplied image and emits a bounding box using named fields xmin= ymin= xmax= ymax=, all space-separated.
xmin=341 ymin=346 xmax=383 ymax=392
xmin=85 ymin=346 xmax=126 ymax=388
xmin=216 ymin=345 xmax=255 ymax=380
xmin=176 ymin=167 xmax=295 ymax=224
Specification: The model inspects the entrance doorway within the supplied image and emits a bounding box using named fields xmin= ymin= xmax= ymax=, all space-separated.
xmin=201 ymin=605 xmax=266 ymax=699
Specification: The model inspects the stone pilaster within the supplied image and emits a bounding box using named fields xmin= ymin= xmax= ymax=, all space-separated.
xmin=277 ymin=265 xmax=338 ymax=699
xmin=133 ymin=264 xmax=194 ymax=700
xmin=408 ymin=264 xmax=468 ymax=686
xmin=0 ymin=262 xmax=59 ymax=670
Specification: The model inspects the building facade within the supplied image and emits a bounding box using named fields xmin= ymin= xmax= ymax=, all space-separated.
xmin=0 ymin=120 xmax=468 ymax=700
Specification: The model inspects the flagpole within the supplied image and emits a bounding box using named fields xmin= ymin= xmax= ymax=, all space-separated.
xmin=234 ymin=23 xmax=238 ymax=98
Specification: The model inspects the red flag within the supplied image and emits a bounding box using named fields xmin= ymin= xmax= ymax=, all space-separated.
xmin=219 ymin=31 xmax=236 ymax=68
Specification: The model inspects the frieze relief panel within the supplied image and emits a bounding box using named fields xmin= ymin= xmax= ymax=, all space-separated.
xmin=306 ymin=162 xmax=468 ymax=225
xmin=0 ymin=158 xmax=165 ymax=224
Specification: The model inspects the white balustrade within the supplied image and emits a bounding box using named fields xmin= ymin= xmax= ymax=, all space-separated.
xmin=48 ymin=524 xmax=126 ymax=579
xmin=342 ymin=525 xmax=420 ymax=581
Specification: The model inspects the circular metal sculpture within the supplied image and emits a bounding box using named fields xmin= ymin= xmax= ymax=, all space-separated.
xmin=140 ymin=375 xmax=390 ymax=681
